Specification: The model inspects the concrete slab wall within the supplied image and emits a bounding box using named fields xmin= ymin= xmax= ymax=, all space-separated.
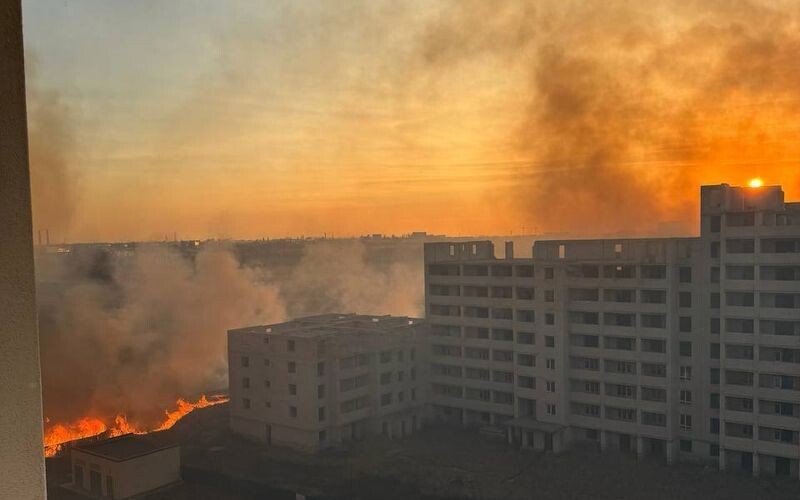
xmin=0 ymin=2 xmax=46 ymax=498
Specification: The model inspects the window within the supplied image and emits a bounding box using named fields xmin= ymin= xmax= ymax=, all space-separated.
xmin=411 ymin=367 xmax=416 ymax=381
xmin=289 ymin=406 xmax=297 ymax=418
xmin=265 ymin=401 xmax=271 ymax=408
xmin=319 ymin=430 xmax=327 ymax=442
xmin=545 ymin=336 xmax=555 ymax=347
xmin=711 ymin=241 xmax=720 ymax=258
xmin=287 ymin=340 xmax=295 ymax=352
xmin=710 ymin=444 xmax=720 ymax=457
xmin=242 ymin=377 xmax=250 ymax=389
xmin=545 ymin=267 xmax=554 ymax=279
xmin=242 ymin=398 xmax=251 ymax=409
xmin=545 ymin=290 xmax=555 ymax=302
xmin=680 ymin=414 xmax=692 ymax=431
xmin=710 ymin=215 xmax=721 ymax=233
xmin=710 ymin=368 xmax=720 ymax=384
xmin=710 ymin=417 xmax=719 ymax=434
xmin=265 ymin=379 xmax=271 ymax=388
xmin=679 ymin=316 xmax=692 ymax=333
xmin=318 ymin=407 xmax=326 ymax=421
xmin=680 ymin=440 xmax=692 ymax=453
xmin=545 ymin=313 xmax=555 ymax=325
xmin=546 ymin=381 xmax=556 ymax=392
xmin=679 ymin=267 xmax=692 ymax=283
xmin=558 ymin=244 xmax=566 ymax=259
xmin=710 ymin=393 xmax=719 ymax=409
xmin=517 ymin=332 xmax=535 ymax=345
xmin=398 ymin=391 xmax=405 ymax=402
xmin=288 ymin=361 xmax=296 ymax=373
xmin=679 ymin=292 xmax=692 ymax=308
xmin=680 ymin=366 xmax=692 ymax=381
xmin=546 ymin=404 xmax=557 ymax=416
xmin=288 ymin=384 xmax=297 ymax=395
xmin=679 ymin=341 xmax=692 ymax=357
xmin=380 ymin=350 xmax=392 ymax=363
xmin=680 ymin=390 xmax=693 ymax=405
xmin=317 ymin=361 xmax=325 ymax=376
xmin=710 ymin=318 xmax=720 ymax=334
xmin=710 ymin=293 xmax=720 ymax=309
xmin=317 ymin=384 xmax=325 ymax=399
xmin=241 ymin=356 xmax=249 ymax=368
xmin=381 ymin=372 xmax=392 ymax=385
xmin=397 ymin=371 xmax=404 ymax=382
xmin=518 ymin=375 xmax=536 ymax=389
xmin=264 ymin=358 xmax=270 ymax=367
xmin=380 ymin=393 xmax=393 ymax=406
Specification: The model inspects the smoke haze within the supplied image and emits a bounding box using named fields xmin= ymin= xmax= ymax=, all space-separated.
xmin=419 ymin=0 xmax=800 ymax=235
xmin=38 ymin=240 xmax=422 ymax=427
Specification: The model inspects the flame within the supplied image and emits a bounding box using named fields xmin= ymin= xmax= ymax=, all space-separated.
xmin=749 ymin=177 xmax=764 ymax=188
xmin=43 ymin=394 xmax=228 ymax=457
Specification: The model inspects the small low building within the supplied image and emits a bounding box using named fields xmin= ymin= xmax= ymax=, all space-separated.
xmin=67 ymin=433 xmax=181 ymax=499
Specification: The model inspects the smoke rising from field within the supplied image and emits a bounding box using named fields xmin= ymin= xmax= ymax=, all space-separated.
xmin=38 ymin=240 xmax=422 ymax=427
xmin=418 ymin=0 xmax=800 ymax=235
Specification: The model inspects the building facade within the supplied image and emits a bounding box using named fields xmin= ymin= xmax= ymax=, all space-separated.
xmin=68 ymin=434 xmax=180 ymax=499
xmin=424 ymin=184 xmax=800 ymax=477
xmin=228 ymin=314 xmax=427 ymax=452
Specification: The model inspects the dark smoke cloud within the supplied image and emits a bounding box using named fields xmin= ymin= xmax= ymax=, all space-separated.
xmin=39 ymin=246 xmax=286 ymax=425
xmin=38 ymin=239 xmax=422 ymax=427
xmin=419 ymin=0 xmax=800 ymax=235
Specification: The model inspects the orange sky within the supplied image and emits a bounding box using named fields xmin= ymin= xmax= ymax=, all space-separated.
xmin=23 ymin=0 xmax=800 ymax=242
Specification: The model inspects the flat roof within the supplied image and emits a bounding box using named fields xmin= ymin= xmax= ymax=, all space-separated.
xmin=229 ymin=313 xmax=423 ymax=339
xmin=74 ymin=433 xmax=178 ymax=462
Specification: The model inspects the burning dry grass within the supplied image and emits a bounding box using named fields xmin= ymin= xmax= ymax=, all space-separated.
xmin=43 ymin=394 xmax=228 ymax=457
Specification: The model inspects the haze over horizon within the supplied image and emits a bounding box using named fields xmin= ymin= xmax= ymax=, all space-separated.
xmin=23 ymin=0 xmax=800 ymax=243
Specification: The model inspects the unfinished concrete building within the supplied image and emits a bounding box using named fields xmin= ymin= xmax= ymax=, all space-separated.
xmin=228 ymin=314 xmax=427 ymax=452
xmin=424 ymin=183 xmax=800 ymax=478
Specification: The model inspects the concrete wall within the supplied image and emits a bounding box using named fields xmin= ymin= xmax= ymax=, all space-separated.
xmin=0 ymin=2 xmax=46 ymax=499
xmin=73 ymin=447 xmax=181 ymax=499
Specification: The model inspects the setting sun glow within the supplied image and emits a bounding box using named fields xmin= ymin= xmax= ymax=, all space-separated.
xmin=749 ymin=178 xmax=764 ymax=188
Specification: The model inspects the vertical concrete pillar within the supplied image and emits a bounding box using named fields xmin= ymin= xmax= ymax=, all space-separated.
xmin=752 ymin=453 xmax=760 ymax=478
xmin=718 ymin=448 xmax=726 ymax=471
xmin=0 ymin=2 xmax=46 ymax=499
xmin=507 ymin=427 xmax=513 ymax=445
xmin=665 ymin=441 xmax=674 ymax=465
xmin=636 ymin=436 xmax=645 ymax=461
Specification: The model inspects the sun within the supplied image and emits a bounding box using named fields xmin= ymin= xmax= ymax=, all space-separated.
xmin=749 ymin=178 xmax=764 ymax=188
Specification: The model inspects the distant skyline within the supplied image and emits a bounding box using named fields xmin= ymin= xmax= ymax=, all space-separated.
xmin=23 ymin=0 xmax=800 ymax=242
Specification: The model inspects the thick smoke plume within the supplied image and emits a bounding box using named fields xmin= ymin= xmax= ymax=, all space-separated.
xmin=420 ymin=0 xmax=800 ymax=235
xmin=38 ymin=240 xmax=422 ymax=427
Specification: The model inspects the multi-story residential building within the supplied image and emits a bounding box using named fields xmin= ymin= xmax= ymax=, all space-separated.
xmin=424 ymin=183 xmax=800 ymax=478
xmin=228 ymin=313 xmax=427 ymax=452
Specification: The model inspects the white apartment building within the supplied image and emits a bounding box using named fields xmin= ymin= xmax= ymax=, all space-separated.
xmin=228 ymin=314 xmax=427 ymax=452
xmin=424 ymin=183 xmax=800 ymax=478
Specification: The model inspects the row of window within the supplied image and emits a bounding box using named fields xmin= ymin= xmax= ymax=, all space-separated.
xmin=431 ymin=345 xmax=539 ymax=367
xmin=429 ymin=284 xmax=539 ymax=300
xmin=427 ymin=263 xmax=535 ymax=278
xmin=571 ymin=403 xmax=693 ymax=429
xmin=712 ymin=369 xmax=800 ymax=390
xmin=571 ymin=380 xmax=693 ymax=404
xmin=707 ymin=237 xmax=800 ymax=254
xmin=431 ymin=363 xmax=550 ymax=384
xmin=432 ymin=384 xmax=552 ymax=404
